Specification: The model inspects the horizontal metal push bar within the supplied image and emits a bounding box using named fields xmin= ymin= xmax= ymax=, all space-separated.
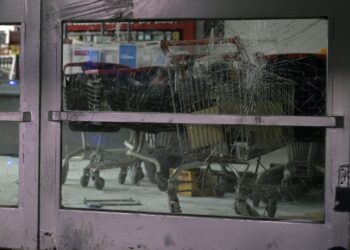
xmin=0 ymin=112 xmax=31 ymax=122
xmin=49 ymin=111 xmax=343 ymax=128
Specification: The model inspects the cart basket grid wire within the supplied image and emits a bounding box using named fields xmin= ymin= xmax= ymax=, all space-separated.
xmin=63 ymin=62 xmax=177 ymax=133
xmin=161 ymin=37 xmax=296 ymax=162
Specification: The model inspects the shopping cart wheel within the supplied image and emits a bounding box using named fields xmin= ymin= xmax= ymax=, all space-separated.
xmin=266 ymin=199 xmax=277 ymax=218
xmin=80 ymin=169 xmax=90 ymax=187
xmin=132 ymin=167 xmax=144 ymax=186
xmin=252 ymin=189 xmax=261 ymax=207
xmin=144 ymin=162 xmax=157 ymax=184
xmin=92 ymin=171 xmax=105 ymax=190
xmin=155 ymin=173 xmax=168 ymax=191
xmin=213 ymin=182 xmax=226 ymax=197
xmin=62 ymin=161 xmax=69 ymax=185
xmin=94 ymin=177 xmax=105 ymax=190
xmin=234 ymin=200 xmax=259 ymax=217
xmin=169 ymin=199 xmax=181 ymax=214
xmin=118 ymin=167 xmax=127 ymax=185
xmin=168 ymin=189 xmax=181 ymax=214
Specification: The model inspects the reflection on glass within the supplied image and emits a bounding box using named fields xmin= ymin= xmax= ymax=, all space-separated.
xmin=0 ymin=122 xmax=19 ymax=206
xmin=0 ymin=24 xmax=20 ymax=207
xmin=62 ymin=19 xmax=327 ymax=116
xmin=0 ymin=25 xmax=20 ymax=112
xmin=61 ymin=122 xmax=325 ymax=222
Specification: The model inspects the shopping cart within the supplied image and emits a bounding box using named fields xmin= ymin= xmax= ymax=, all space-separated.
xmin=158 ymin=37 xmax=296 ymax=215
xmin=62 ymin=62 xmax=145 ymax=189
xmin=62 ymin=62 xmax=178 ymax=189
xmin=104 ymin=66 xmax=180 ymax=186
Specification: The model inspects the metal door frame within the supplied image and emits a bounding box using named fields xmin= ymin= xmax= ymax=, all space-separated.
xmin=0 ymin=0 xmax=40 ymax=249
xmin=40 ymin=0 xmax=350 ymax=249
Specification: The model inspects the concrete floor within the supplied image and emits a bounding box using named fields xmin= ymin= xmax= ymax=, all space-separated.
xmin=0 ymin=148 xmax=324 ymax=222
xmin=0 ymin=156 xmax=18 ymax=206
xmin=60 ymin=147 xmax=324 ymax=222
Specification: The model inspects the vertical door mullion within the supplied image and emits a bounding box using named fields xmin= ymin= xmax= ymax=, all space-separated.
xmin=0 ymin=0 xmax=40 ymax=248
xmin=20 ymin=1 xmax=41 ymax=246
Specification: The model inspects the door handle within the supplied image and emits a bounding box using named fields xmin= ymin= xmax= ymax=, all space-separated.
xmin=0 ymin=111 xmax=31 ymax=122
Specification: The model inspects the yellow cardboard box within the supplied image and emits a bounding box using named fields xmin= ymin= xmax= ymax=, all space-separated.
xmin=170 ymin=167 xmax=217 ymax=197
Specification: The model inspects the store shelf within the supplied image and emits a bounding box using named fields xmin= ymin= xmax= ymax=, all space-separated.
xmin=65 ymin=21 xmax=196 ymax=40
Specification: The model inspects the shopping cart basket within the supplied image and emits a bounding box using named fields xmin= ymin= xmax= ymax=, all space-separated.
xmin=62 ymin=62 xmax=178 ymax=189
xmin=62 ymin=62 xmax=145 ymax=189
xmin=158 ymin=37 xmax=296 ymax=215
xmin=85 ymin=66 xmax=177 ymax=133
xmin=63 ymin=61 xmax=129 ymax=131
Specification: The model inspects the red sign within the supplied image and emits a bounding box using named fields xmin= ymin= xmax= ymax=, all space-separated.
xmin=74 ymin=50 xmax=89 ymax=56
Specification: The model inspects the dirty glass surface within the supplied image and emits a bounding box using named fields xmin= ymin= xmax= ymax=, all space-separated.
xmin=62 ymin=19 xmax=327 ymax=116
xmin=61 ymin=19 xmax=327 ymax=222
xmin=0 ymin=25 xmax=20 ymax=207
xmin=0 ymin=122 xmax=19 ymax=207
xmin=61 ymin=123 xmax=325 ymax=222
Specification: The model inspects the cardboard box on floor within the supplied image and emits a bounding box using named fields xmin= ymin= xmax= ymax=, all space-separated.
xmin=170 ymin=168 xmax=217 ymax=197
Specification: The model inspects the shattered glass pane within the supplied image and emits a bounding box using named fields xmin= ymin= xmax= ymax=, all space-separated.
xmin=62 ymin=19 xmax=327 ymax=116
xmin=61 ymin=19 xmax=327 ymax=222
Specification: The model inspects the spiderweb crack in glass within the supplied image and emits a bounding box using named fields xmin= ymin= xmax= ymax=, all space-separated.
xmin=60 ymin=19 xmax=327 ymax=220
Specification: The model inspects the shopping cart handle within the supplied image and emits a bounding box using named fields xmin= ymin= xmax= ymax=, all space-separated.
xmin=63 ymin=61 xmax=129 ymax=74
xmin=160 ymin=37 xmax=241 ymax=53
xmin=84 ymin=66 xmax=162 ymax=77
xmin=160 ymin=37 xmax=249 ymax=64
xmin=161 ymin=37 xmax=239 ymax=47
xmin=124 ymin=141 xmax=135 ymax=150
